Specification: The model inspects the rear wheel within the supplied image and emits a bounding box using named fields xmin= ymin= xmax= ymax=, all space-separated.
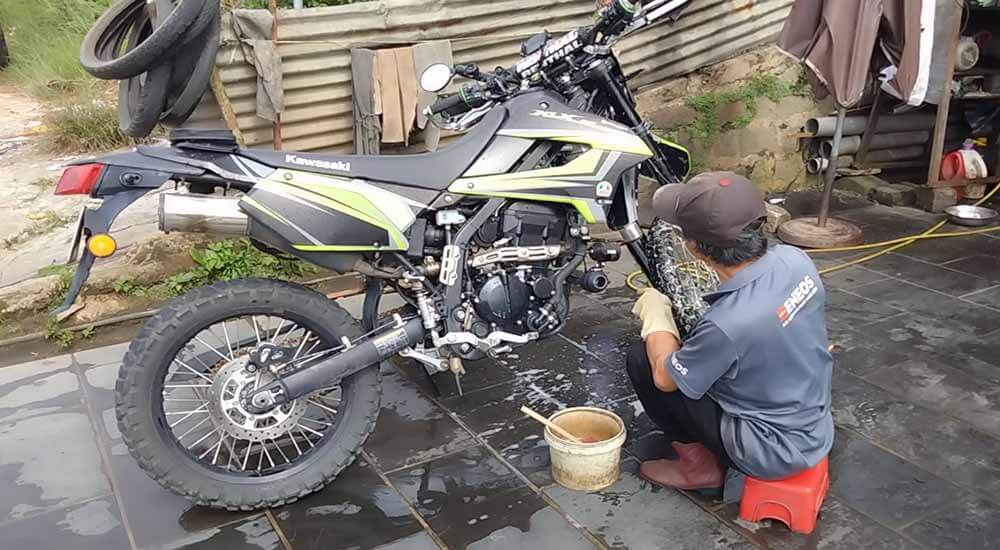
xmin=115 ymin=279 xmax=382 ymax=510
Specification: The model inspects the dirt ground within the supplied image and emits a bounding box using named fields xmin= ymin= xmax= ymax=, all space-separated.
xmin=0 ymin=85 xmax=163 ymax=289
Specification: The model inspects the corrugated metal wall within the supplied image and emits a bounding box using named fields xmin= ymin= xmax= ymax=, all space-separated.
xmin=214 ymin=0 xmax=792 ymax=153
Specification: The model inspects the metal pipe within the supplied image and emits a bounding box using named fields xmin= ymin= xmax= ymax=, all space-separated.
xmin=864 ymin=146 xmax=927 ymax=163
xmin=807 ymin=156 xmax=854 ymax=175
xmin=806 ymin=113 xmax=940 ymax=137
xmin=158 ymin=193 xmax=249 ymax=235
xmin=820 ymin=131 xmax=930 ymax=157
xmin=818 ymin=107 xmax=847 ymax=227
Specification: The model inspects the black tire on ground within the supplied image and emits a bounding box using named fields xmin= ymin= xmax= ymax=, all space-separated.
xmin=115 ymin=279 xmax=383 ymax=510
xmin=80 ymin=0 xmax=207 ymax=81
xmin=0 ymin=27 xmax=9 ymax=70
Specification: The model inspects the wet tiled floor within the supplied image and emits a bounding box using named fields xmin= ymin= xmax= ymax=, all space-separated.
xmin=2 ymin=203 xmax=1000 ymax=549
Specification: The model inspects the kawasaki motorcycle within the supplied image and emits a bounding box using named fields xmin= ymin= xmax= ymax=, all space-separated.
xmin=53 ymin=0 xmax=698 ymax=509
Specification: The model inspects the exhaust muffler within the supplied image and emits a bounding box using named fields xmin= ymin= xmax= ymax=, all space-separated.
xmin=159 ymin=193 xmax=249 ymax=235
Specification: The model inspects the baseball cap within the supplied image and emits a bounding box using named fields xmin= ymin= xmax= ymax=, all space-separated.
xmin=651 ymin=172 xmax=767 ymax=247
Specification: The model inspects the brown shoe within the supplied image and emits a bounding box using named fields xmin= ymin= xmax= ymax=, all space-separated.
xmin=639 ymin=441 xmax=724 ymax=490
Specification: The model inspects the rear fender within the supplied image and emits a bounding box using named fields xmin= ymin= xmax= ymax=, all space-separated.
xmin=53 ymin=152 xmax=202 ymax=313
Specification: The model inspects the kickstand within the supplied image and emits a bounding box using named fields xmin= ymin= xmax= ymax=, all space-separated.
xmin=418 ymin=362 xmax=442 ymax=397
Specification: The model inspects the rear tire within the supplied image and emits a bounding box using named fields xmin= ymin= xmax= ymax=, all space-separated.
xmin=115 ymin=279 xmax=382 ymax=510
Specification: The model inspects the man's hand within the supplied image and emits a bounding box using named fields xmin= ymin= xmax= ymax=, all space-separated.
xmin=631 ymin=288 xmax=681 ymax=341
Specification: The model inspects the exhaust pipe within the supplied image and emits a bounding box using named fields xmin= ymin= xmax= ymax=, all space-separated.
xmin=245 ymin=317 xmax=426 ymax=413
xmin=159 ymin=193 xmax=249 ymax=235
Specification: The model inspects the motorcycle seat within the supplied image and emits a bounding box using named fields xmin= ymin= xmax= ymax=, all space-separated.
xmin=239 ymin=107 xmax=507 ymax=190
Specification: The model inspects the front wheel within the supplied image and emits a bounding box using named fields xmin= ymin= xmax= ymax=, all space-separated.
xmin=115 ymin=279 xmax=382 ymax=510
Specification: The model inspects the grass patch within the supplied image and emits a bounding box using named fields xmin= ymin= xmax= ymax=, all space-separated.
xmin=113 ymin=239 xmax=316 ymax=299
xmin=38 ymin=264 xmax=75 ymax=310
xmin=684 ymin=74 xmax=792 ymax=147
xmin=44 ymin=316 xmax=75 ymax=349
xmin=0 ymin=0 xmax=109 ymax=98
xmin=41 ymin=99 xmax=134 ymax=153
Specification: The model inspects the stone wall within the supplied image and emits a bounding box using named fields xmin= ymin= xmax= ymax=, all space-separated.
xmin=635 ymin=45 xmax=830 ymax=194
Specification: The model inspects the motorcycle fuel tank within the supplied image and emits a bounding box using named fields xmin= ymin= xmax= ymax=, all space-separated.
xmin=449 ymin=91 xmax=652 ymax=224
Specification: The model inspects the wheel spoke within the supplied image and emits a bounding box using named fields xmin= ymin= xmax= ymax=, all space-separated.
xmin=300 ymin=416 xmax=332 ymax=427
xmin=308 ymin=399 xmax=338 ymax=416
xmin=168 ymin=403 xmax=210 ymax=428
xmin=242 ymin=441 xmax=253 ymax=471
xmin=176 ymin=416 xmax=211 ymax=441
xmin=194 ymin=335 xmax=230 ymax=363
xmin=221 ymin=321 xmax=235 ymax=360
xmin=272 ymin=439 xmax=291 ymax=464
xmin=199 ymin=436 xmax=223 ymax=460
xmin=298 ymin=423 xmax=325 ymax=437
xmin=187 ymin=427 xmax=219 ymax=449
xmin=293 ymin=331 xmax=313 ymax=360
xmin=252 ymin=316 xmax=262 ymax=345
xmin=298 ymin=427 xmax=316 ymax=448
xmin=269 ymin=319 xmax=287 ymax=344
xmin=289 ymin=430 xmax=303 ymax=456
xmin=164 ymin=384 xmax=213 ymax=389
xmin=173 ymin=359 xmax=213 ymax=383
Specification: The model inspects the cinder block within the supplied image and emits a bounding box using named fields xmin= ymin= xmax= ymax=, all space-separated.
xmin=914 ymin=186 xmax=958 ymax=213
xmin=836 ymin=175 xmax=884 ymax=199
xmin=872 ymin=183 xmax=917 ymax=207
xmin=765 ymin=203 xmax=791 ymax=233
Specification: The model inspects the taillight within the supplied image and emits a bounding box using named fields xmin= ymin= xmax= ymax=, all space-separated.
xmin=55 ymin=164 xmax=105 ymax=196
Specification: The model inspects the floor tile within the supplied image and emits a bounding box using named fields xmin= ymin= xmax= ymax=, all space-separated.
xmin=863 ymin=358 xmax=1000 ymax=437
xmin=441 ymin=338 xmax=631 ymax=434
xmin=828 ymin=429 xmax=965 ymax=529
xmin=828 ymin=329 xmax=911 ymax=378
xmin=371 ymin=531 xmax=440 ymax=550
xmin=860 ymin=253 xmax=995 ymax=296
xmin=166 ymin=514 xmax=283 ymax=550
xmin=72 ymin=342 xmax=130 ymax=368
xmin=941 ymin=254 xmax=1000 ymax=281
xmin=388 ymin=446 xmax=588 ymax=549
xmin=401 ymin=356 xmax=514 ymax=399
xmin=895 ymin=233 xmax=1000 ymax=265
xmin=903 ymin=495 xmax=1000 ymax=550
xmin=820 ymin=266 xmax=888 ymax=290
xmin=560 ymin=308 xmax=639 ymax=365
xmin=833 ymin=371 xmax=1000 ymax=498
xmin=825 ymin=289 xmax=904 ymax=328
xmin=0 ymin=353 xmax=82 ymax=421
xmin=861 ymin=313 xmax=986 ymax=359
xmin=482 ymin=418 xmax=553 ymax=487
xmin=852 ymin=280 xmax=999 ymax=335
xmin=0 ymin=409 xmax=111 ymax=522
xmin=544 ymin=464 xmax=754 ymax=550
xmin=0 ymin=496 xmax=130 ymax=550
xmin=77 ymin=361 xmax=254 ymax=549
xmin=273 ymin=459 xmax=428 ymax=550
xmin=726 ymin=496 xmax=915 ymax=550
xmin=365 ymin=366 xmax=475 ymax=473
xmin=602 ymin=394 xmax=670 ymax=459
xmin=960 ymin=285 xmax=1000 ymax=308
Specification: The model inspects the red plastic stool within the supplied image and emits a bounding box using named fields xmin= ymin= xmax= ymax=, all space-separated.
xmin=738 ymin=457 xmax=829 ymax=534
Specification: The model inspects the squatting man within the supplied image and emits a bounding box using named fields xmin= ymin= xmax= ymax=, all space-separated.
xmin=627 ymin=172 xmax=833 ymax=498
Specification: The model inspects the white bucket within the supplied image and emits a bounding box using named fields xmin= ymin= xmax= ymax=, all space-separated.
xmin=544 ymin=407 xmax=627 ymax=492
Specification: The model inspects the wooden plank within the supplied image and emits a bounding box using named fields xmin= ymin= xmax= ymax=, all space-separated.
xmin=927 ymin=5 xmax=964 ymax=187
xmin=210 ymin=69 xmax=246 ymax=146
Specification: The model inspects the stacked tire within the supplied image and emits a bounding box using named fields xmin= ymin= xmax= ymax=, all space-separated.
xmin=80 ymin=0 xmax=221 ymax=137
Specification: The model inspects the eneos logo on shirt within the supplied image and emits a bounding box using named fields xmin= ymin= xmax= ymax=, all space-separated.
xmin=777 ymin=275 xmax=817 ymax=327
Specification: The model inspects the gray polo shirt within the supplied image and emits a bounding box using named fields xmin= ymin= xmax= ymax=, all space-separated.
xmin=666 ymin=244 xmax=833 ymax=479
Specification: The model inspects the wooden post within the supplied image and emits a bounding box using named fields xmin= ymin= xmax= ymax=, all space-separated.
xmin=855 ymin=87 xmax=882 ymax=167
xmin=210 ymin=68 xmax=246 ymax=146
xmin=926 ymin=4 xmax=964 ymax=186
xmin=268 ymin=0 xmax=283 ymax=151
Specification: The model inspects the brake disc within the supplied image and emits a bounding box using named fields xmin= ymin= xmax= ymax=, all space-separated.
xmin=208 ymin=358 xmax=307 ymax=443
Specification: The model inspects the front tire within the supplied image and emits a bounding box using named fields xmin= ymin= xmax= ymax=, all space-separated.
xmin=115 ymin=279 xmax=382 ymax=510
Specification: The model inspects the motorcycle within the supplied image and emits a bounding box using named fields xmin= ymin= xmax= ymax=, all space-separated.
xmin=52 ymin=0 xmax=703 ymax=509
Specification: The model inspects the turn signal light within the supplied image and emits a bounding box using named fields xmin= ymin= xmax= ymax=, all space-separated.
xmin=87 ymin=234 xmax=117 ymax=258
xmin=55 ymin=163 xmax=105 ymax=196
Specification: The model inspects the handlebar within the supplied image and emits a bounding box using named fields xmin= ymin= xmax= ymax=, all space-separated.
xmin=428 ymin=83 xmax=489 ymax=117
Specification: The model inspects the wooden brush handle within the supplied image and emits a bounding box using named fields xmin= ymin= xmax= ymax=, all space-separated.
xmin=520 ymin=405 xmax=583 ymax=443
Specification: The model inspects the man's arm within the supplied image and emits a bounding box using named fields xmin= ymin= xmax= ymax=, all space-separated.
xmin=645 ymin=331 xmax=680 ymax=392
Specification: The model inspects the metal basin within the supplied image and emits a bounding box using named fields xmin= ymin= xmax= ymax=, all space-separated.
xmin=945 ymin=205 xmax=998 ymax=227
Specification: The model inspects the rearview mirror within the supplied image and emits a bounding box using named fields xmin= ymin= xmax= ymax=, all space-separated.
xmin=420 ymin=63 xmax=454 ymax=93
